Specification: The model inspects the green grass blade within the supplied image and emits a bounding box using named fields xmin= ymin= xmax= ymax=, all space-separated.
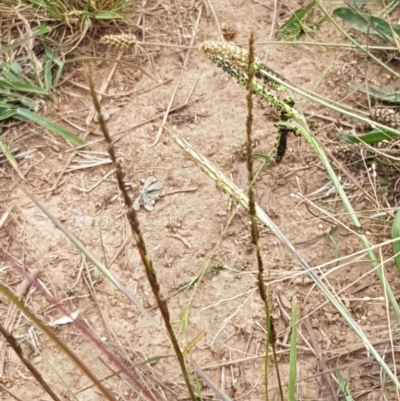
xmin=0 ymin=136 xmax=24 ymax=178
xmin=0 ymin=89 xmax=40 ymax=110
xmin=349 ymin=84 xmax=400 ymax=103
xmin=35 ymin=24 xmax=51 ymax=36
xmin=44 ymin=46 xmax=63 ymax=67
xmin=391 ymin=209 xmax=400 ymax=271
xmin=44 ymin=46 xmax=64 ymax=86
xmin=44 ymin=59 xmax=53 ymax=90
xmin=333 ymin=7 xmax=397 ymax=41
xmin=339 ymin=130 xmax=399 ymax=145
xmin=276 ymin=0 xmax=316 ymax=41
xmin=95 ymin=11 xmax=122 ymax=19
xmin=338 ymin=374 xmax=353 ymax=401
xmin=0 ymin=79 xmax=50 ymax=97
xmin=316 ymin=0 xmax=400 ymax=79
xmin=15 ymin=108 xmax=84 ymax=145
xmin=0 ymin=107 xmax=18 ymax=120
xmin=288 ymin=301 xmax=298 ymax=401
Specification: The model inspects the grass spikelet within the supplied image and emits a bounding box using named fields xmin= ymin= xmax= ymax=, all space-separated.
xmin=200 ymin=41 xmax=284 ymax=91
xmin=200 ymin=40 xmax=263 ymax=72
xmin=84 ymin=68 xmax=197 ymax=401
xmin=100 ymin=33 xmax=137 ymax=49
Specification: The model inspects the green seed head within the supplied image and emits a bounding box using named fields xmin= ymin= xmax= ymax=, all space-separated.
xmin=200 ymin=41 xmax=262 ymax=72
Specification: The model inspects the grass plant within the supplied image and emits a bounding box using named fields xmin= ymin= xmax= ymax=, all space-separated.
xmin=4 ymin=2 xmax=400 ymax=400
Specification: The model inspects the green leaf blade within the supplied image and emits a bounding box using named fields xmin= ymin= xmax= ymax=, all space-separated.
xmin=16 ymin=108 xmax=84 ymax=145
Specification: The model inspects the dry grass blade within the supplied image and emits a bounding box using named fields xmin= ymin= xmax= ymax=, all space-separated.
xmin=17 ymin=184 xmax=165 ymax=334
xmin=0 ymin=283 xmax=119 ymax=401
xmin=163 ymin=124 xmax=400 ymax=390
xmin=0 ymin=322 xmax=62 ymax=401
xmin=84 ymin=68 xmax=197 ymax=401
xmin=192 ymin=361 xmax=232 ymax=401
xmin=0 ymin=137 xmax=24 ymax=179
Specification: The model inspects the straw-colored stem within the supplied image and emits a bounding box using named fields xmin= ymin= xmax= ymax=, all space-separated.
xmin=0 ymin=284 xmax=119 ymax=401
xmin=84 ymin=70 xmax=197 ymax=401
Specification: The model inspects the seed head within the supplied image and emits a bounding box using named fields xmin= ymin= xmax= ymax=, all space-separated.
xmin=200 ymin=41 xmax=262 ymax=72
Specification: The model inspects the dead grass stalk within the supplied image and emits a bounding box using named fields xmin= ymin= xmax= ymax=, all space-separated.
xmin=84 ymin=67 xmax=197 ymax=401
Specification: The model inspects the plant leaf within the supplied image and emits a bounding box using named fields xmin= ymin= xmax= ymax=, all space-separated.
xmin=392 ymin=209 xmax=400 ymax=272
xmin=338 ymin=373 xmax=353 ymax=401
xmin=333 ymin=7 xmax=400 ymax=41
xmin=339 ymin=130 xmax=400 ymax=145
xmin=288 ymin=301 xmax=298 ymax=401
xmin=146 ymin=190 xmax=162 ymax=200
xmin=133 ymin=196 xmax=141 ymax=211
xmin=44 ymin=46 xmax=64 ymax=87
xmin=0 ymin=107 xmax=18 ymax=120
xmin=95 ymin=11 xmax=122 ymax=19
xmin=0 ymin=136 xmax=24 ymax=178
xmin=147 ymin=182 xmax=163 ymax=192
xmin=0 ymin=79 xmax=50 ymax=97
xmin=15 ymin=108 xmax=84 ymax=145
xmin=276 ymin=0 xmax=317 ymax=41
xmin=142 ymin=193 xmax=154 ymax=212
xmin=349 ymin=84 xmax=400 ymax=104
xmin=44 ymin=59 xmax=53 ymax=91
xmin=142 ymin=176 xmax=155 ymax=190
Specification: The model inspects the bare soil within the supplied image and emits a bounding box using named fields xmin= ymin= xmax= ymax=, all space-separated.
xmin=1 ymin=1 xmax=400 ymax=400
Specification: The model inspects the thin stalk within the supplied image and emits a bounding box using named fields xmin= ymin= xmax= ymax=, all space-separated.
xmin=288 ymin=301 xmax=298 ymax=401
xmin=251 ymin=41 xmax=397 ymax=51
xmin=245 ymin=32 xmax=283 ymax=401
xmin=84 ymin=70 xmax=197 ymax=401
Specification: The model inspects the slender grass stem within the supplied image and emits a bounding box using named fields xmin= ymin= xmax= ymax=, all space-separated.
xmin=84 ymin=70 xmax=197 ymax=401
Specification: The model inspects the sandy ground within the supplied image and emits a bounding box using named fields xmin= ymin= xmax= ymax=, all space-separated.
xmin=1 ymin=1 xmax=400 ymax=400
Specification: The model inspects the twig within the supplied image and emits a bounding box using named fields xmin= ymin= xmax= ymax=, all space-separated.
xmin=0 ymin=383 xmax=25 ymax=401
xmin=40 ymin=129 xmax=91 ymax=197
xmin=304 ymin=111 xmax=356 ymax=129
xmin=69 ymin=78 xmax=172 ymax=98
xmin=161 ymin=187 xmax=197 ymax=197
xmin=166 ymin=234 xmax=191 ymax=249
xmin=108 ymin=237 xmax=130 ymax=267
xmin=70 ymin=170 xmax=115 ymax=193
